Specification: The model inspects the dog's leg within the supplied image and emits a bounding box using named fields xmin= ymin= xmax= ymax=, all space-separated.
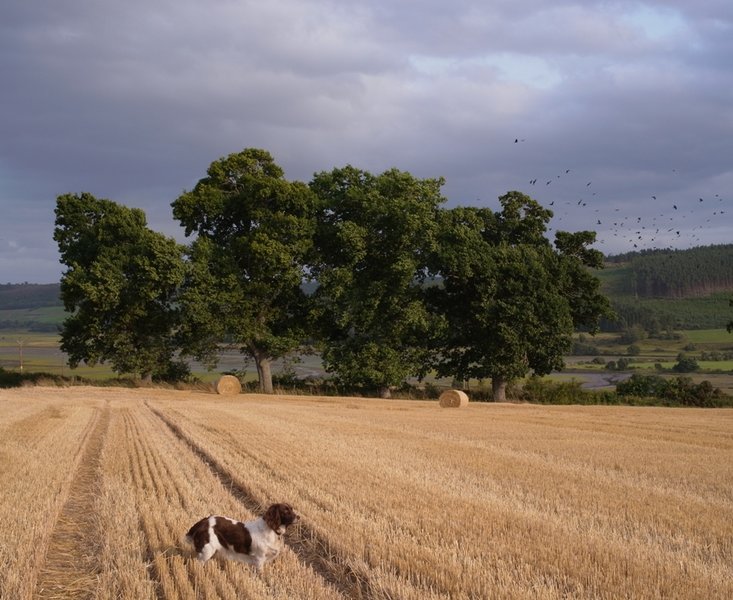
xmin=235 ymin=553 xmax=265 ymax=573
xmin=197 ymin=545 xmax=217 ymax=563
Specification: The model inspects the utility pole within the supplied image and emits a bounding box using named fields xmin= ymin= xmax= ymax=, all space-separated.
xmin=16 ymin=338 xmax=25 ymax=372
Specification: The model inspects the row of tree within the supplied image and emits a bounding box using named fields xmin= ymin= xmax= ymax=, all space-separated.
xmin=54 ymin=148 xmax=612 ymax=400
xmin=0 ymin=283 xmax=62 ymax=309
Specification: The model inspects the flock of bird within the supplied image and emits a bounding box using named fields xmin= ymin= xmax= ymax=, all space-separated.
xmin=510 ymin=137 xmax=729 ymax=254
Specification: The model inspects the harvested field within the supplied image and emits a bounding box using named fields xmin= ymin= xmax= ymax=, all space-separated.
xmin=1 ymin=387 xmax=732 ymax=599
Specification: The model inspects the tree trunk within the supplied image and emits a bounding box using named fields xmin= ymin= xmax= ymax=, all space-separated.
xmin=141 ymin=371 xmax=153 ymax=385
xmin=378 ymin=386 xmax=391 ymax=399
xmin=492 ymin=376 xmax=507 ymax=402
xmin=254 ymin=353 xmax=274 ymax=394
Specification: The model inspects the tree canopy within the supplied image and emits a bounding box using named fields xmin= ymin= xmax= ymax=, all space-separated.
xmin=427 ymin=191 xmax=613 ymax=400
xmin=54 ymin=192 xmax=185 ymax=380
xmin=309 ymin=166 xmax=445 ymax=397
xmin=171 ymin=148 xmax=316 ymax=393
xmin=54 ymin=150 xmax=613 ymax=399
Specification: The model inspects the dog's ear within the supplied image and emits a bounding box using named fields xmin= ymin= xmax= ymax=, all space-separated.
xmin=278 ymin=503 xmax=299 ymax=526
xmin=264 ymin=504 xmax=282 ymax=532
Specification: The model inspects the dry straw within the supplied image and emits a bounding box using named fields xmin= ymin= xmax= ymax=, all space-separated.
xmin=439 ymin=389 xmax=469 ymax=408
xmin=215 ymin=375 xmax=242 ymax=395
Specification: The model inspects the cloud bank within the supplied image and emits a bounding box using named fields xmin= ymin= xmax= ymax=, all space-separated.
xmin=1 ymin=0 xmax=731 ymax=281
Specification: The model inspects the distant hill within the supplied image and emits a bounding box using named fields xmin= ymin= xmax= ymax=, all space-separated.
xmin=0 ymin=283 xmax=62 ymax=310
xmin=0 ymin=284 xmax=63 ymax=332
xmin=599 ymin=244 xmax=733 ymax=331
xmin=602 ymin=244 xmax=733 ymax=299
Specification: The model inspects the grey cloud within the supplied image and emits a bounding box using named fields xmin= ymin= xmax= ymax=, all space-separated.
xmin=0 ymin=0 xmax=731 ymax=281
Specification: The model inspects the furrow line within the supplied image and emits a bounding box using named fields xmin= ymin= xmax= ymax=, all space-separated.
xmin=123 ymin=409 xmax=188 ymax=600
xmin=34 ymin=402 xmax=110 ymax=600
xmin=139 ymin=513 xmax=168 ymax=600
xmin=147 ymin=404 xmax=376 ymax=600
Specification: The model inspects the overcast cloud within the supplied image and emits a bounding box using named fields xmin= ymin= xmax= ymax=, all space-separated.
xmin=1 ymin=0 xmax=731 ymax=282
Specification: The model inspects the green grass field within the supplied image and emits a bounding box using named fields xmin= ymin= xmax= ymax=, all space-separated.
xmin=0 ymin=305 xmax=66 ymax=325
xmin=682 ymin=329 xmax=733 ymax=344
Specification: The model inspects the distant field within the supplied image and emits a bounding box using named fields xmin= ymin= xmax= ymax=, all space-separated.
xmin=0 ymin=332 xmax=75 ymax=375
xmin=0 ymin=305 xmax=65 ymax=325
xmin=2 ymin=327 xmax=732 ymax=393
xmin=635 ymin=360 xmax=733 ymax=372
xmin=683 ymin=329 xmax=733 ymax=345
xmin=1 ymin=388 xmax=731 ymax=599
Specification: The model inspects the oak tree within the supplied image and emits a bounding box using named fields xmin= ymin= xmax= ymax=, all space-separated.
xmin=429 ymin=191 xmax=612 ymax=401
xmin=309 ymin=166 xmax=444 ymax=397
xmin=171 ymin=149 xmax=316 ymax=393
xmin=54 ymin=192 xmax=186 ymax=381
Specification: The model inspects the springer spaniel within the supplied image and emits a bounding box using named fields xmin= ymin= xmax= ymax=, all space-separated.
xmin=185 ymin=503 xmax=299 ymax=571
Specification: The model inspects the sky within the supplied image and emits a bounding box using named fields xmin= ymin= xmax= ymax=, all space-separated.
xmin=1 ymin=0 xmax=732 ymax=283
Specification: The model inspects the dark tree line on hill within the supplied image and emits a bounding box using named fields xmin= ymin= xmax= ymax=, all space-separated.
xmin=54 ymin=148 xmax=613 ymax=400
xmin=605 ymin=293 xmax=732 ymax=334
xmin=0 ymin=283 xmax=61 ymax=309
xmin=598 ymin=245 xmax=733 ymax=334
xmin=608 ymin=245 xmax=733 ymax=298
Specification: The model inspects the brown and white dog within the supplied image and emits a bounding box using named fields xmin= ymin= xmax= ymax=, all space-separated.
xmin=185 ymin=503 xmax=299 ymax=571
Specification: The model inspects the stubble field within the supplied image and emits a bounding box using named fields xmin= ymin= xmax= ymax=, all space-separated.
xmin=1 ymin=386 xmax=731 ymax=599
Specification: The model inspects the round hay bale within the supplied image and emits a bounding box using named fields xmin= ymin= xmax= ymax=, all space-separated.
xmin=216 ymin=375 xmax=242 ymax=395
xmin=439 ymin=389 xmax=469 ymax=408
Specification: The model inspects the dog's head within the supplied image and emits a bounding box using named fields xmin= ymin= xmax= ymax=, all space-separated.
xmin=263 ymin=503 xmax=300 ymax=535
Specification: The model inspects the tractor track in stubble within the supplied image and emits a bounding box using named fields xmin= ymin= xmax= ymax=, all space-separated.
xmin=146 ymin=402 xmax=379 ymax=600
xmin=34 ymin=402 xmax=110 ymax=600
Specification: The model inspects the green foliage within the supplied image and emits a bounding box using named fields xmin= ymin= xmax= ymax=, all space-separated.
xmin=571 ymin=333 xmax=600 ymax=355
xmin=699 ymin=350 xmax=733 ymax=361
xmin=615 ymin=373 xmax=669 ymax=397
xmin=0 ymin=367 xmax=22 ymax=387
xmin=49 ymin=150 xmax=733 ymax=400
xmin=606 ymin=357 xmax=632 ymax=371
xmin=171 ymin=148 xmax=317 ymax=393
xmin=54 ymin=193 xmax=185 ymax=379
xmin=627 ymin=245 xmax=733 ymax=298
xmin=601 ymin=247 xmax=733 ymax=332
xmin=616 ymin=373 xmax=728 ymax=407
xmin=521 ymin=376 xmax=590 ymax=404
xmin=309 ymin=166 xmax=444 ymax=396
xmin=618 ymin=325 xmax=647 ymax=344
xmin=571 ymin=341 xmax=600 ymax=355
xmin=427 ymin=191 xmax=612 ymax=399
xmin=672 ymin=353 xmax=700 ymax=373
xmin=608 ymin=294 xmax=731 ymax=332
xmin=518 ymin=374 xmax=732 ymax=407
